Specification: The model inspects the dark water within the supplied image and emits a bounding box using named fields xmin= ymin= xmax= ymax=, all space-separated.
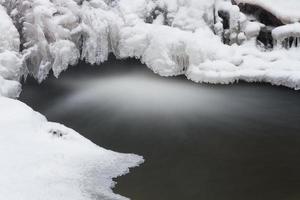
xmin=20 ymin=58 xmax=300 ymax=200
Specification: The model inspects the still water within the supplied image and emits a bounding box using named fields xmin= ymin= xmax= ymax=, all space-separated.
xmin=20 ymin=58 xmax=300 ymax=200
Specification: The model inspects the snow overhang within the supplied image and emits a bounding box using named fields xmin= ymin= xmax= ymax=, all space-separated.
xmin=272 ymin=22 xmax=300 ymax=40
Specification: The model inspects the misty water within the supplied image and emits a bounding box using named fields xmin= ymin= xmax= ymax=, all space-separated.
xmin=20 ymin=57 xmax=300 ymax=200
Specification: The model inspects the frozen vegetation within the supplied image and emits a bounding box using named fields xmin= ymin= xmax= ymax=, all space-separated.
xmin=0 ymin=4 xmax=22 ymax=97
xmin=0 ymin=0 xmax=300 ymax=199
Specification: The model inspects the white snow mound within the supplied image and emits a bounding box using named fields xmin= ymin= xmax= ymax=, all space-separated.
xmin=0 ymin=96 xmax=143 ymax=200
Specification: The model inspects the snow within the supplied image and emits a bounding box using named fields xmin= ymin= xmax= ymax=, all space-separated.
xmin=117 ymin=0 xmax=300 ymax=89
xmin=272 ymin=23 xmax=300 ymax=49
xmin=0 ymin=3 xmax=144 ymax=200
xmin=0 ymin=0 xmax=300 ymax=199
xmin=80 ymin=0 xmax=122 ymax=65
xmin=233 ymin=0 xmax=300 ymax=24
xmin=0 ymin=0 xmax=299 ymax=90
xmin=0 ymin=96 xmax=143 ymax=200
xmin=119 ymin=22 xmax=239 ymax=77
xmin=273 ymin=23 xmax=300 ymax=40
xmin=187 ymin=45 xmax=300 ymax=89
xmin=243 ymin=21 xmax=262 ymax=39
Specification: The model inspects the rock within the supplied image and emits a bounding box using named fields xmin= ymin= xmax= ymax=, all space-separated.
xmin=233 ymin=2 xmax=284 ymax=27
xmin=257 ymin=26 xmax=274 ymax=48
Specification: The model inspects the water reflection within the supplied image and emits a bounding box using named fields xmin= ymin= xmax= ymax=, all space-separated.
xmin=20 ymin=57 xmax=300 ymax=200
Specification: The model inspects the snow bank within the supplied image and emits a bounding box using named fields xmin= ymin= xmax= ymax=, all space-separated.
xmin=119 ymin=23 xmax=239 ymax=77
xmin=116 ymin=0 xmax=300 ymax=89
xmin=187 ymin=44 xmax=300 ymax=89
xmin=0 ymin=96 xmax=143 ymax=200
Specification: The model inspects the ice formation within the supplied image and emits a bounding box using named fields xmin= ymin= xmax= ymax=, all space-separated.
xmin=272 ymin=23 xmax=300 ymax=49
xmin=0 ymin=4 xmax=22 ymax=97
xmin=1 ymin=0 xmax=300 ymax=90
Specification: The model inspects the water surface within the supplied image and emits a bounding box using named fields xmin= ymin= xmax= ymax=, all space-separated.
xmin=20 ymin=58 xmax=300 ymax=200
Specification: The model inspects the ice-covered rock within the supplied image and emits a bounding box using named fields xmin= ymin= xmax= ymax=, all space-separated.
xmin=233 ymin=0 xmax=300 ymax=24
xmin=216 ymin=1 xmax=242 ymax=44
xmin=21 ymin=0 xmax=81 ymax=82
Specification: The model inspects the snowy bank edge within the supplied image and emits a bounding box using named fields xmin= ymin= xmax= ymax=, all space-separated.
xmin=0 ymin=96 xmax=144 ymax=200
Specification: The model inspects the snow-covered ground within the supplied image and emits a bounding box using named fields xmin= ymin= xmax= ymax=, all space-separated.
xmin=0 ymin=96 xmax=143 ymax=200
xmin=0 ymin=0 xmax=300 ymax=199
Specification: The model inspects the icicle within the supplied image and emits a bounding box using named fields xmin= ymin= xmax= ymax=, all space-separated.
xmin=172 ymin=54 xmax=190 ymax=73
xmin=292 ymin=36 xmax=296 ymax=48
xmin=273 ymin=39 xmax=277 ymax=48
